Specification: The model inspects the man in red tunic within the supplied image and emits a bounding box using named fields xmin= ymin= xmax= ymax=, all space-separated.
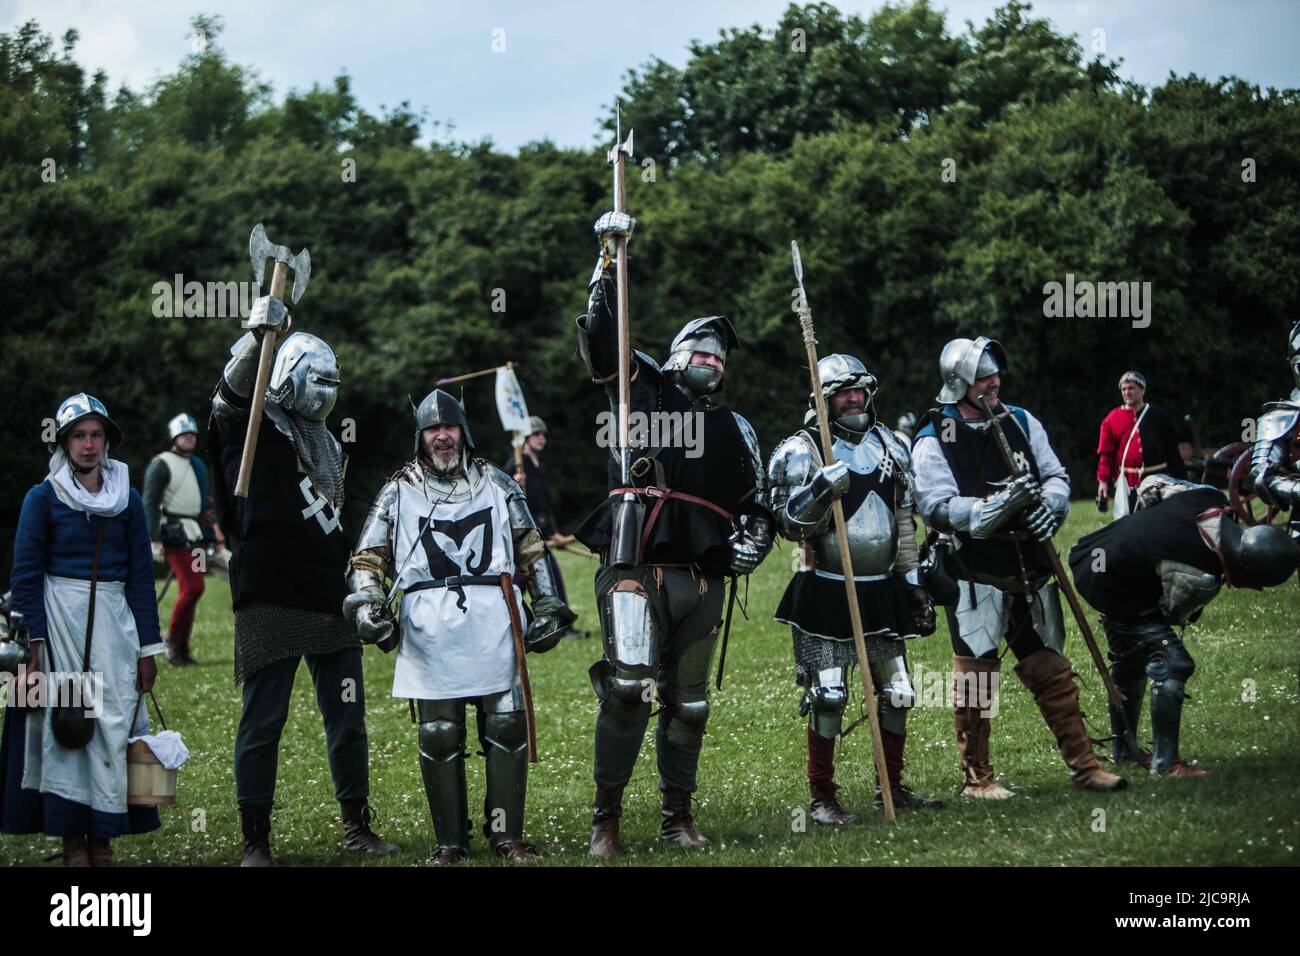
xmin=1096 ymin=371 xmax=1190 ymax=514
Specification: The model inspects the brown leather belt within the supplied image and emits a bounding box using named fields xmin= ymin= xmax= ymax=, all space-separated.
xmin=609 ymin=485 xmax=736 ymax=558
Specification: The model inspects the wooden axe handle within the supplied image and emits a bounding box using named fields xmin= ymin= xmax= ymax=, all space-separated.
xmin=233 ymin=260 xmax=288 ymax=498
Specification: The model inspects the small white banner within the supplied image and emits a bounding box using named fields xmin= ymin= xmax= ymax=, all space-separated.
xmin=495 ymin=366 xmax=530 ymax=443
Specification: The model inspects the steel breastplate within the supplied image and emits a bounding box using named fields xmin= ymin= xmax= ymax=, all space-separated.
xmin=811 ymin=433 xmax=898 ymax=577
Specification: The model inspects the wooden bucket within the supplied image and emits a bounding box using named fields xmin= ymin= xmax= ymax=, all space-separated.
xmin=127 ymin=740 xmax=177 ymax=806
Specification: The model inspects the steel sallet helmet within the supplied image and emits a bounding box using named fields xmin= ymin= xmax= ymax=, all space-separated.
xmin=661 ymin=315 xmax=739 ymax=398
xmin=413 ymin=388 xmax=474 ymax=456
xmin=167 ymin=413 xmax=199 ymax=441
xmin=936 ymin=336 xmax=1008 ymax=405
xmin=811 ymin=354 xmax=879 ymax=432
xmin=267 ymin=332 xmax=340 ymax=423
xmin=49 ymin=393 xmax=123 ymax=453
xmin=1219 ymin=519 xmax=1300 ymax=589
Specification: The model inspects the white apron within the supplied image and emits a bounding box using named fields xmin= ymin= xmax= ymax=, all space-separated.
xmin=390 ymin=476 xmax=524 ymax=700
xmin=24 ymin=575 xmax=150 ymax=815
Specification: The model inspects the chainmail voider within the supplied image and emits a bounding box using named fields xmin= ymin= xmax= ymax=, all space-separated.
xmin=234 ymin=600 xmax=358 ymax=684
xmin=287 ymin=414 xmax=345 ymax=508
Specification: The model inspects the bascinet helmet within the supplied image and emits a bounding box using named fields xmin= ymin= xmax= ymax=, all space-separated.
xmin=936 ymin=336 xmax=1008 ymax=405
xmin=661 ymin=315 xmax=739 ymax=399
xmin=49 ymin=393 xmax=124 ymax=453
xmin=268 ymin=332 xmax=340 ymax=423
xmin=1287 ymin=320 xmax=1300 ymax=388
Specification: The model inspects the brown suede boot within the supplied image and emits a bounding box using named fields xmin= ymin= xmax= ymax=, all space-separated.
xmin=588 ymin=784 xmax=623 ymax=859
xmin=874 ymin=729 xmax=942 ymax=810
xmin=953 ymin=656 xmax=1013 ymax=799
xmin=1014 ymin=649 xmax=1127 ymax=792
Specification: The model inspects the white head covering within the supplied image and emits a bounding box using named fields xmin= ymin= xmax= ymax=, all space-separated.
xmin=46 ymin=448 xmax=131 ymax=517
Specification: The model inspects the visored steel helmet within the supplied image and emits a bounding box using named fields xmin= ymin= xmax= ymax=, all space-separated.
xmin=267 ymin=332 xmax=340 ymax=423
xmin=810 ymin=354 xmax=878 ymax=432
xmin=414 ymin=388 xmax=474 ymax=455
xmin=662 ymin=315 xmax=739 ymax=398
xmin=167 ymin=413 xmax=199 ymax=441
xmin=49 ymin=393 xmax=123 ymax=453
xmin=936 ymin=336 xmax=1008 ymax=405
xmin=1219 ymin=519 xmax=1300 ymax=590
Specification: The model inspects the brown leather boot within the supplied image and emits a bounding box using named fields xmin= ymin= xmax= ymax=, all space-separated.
xmin=953 ymin=656 xmax=1013 ymax=799
xmin=62 ymin=835 xmax=91 ymax=867
xmin=660 ymin=788 xmax=711 ymax=848
xmin=1014 ymin=649 xmax=1127 ymax=792
xmin=428 ymin=846 xmax=468 ymax=866
xmin=810 ymin=780 xmax=860 ymax=826
xmin=874 ymin=729 xmax=942 ymax=810
xmin=89 ymin=838 xmax=113 ymax=867
xmin=588 ymin=784 xmax=623 ymax=859
xmin=494 ymin=840 xmax=542 ymax=861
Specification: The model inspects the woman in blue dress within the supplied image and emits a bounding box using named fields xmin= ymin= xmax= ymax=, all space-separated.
xmin=1 ymin=394 xmax=164 ymax=865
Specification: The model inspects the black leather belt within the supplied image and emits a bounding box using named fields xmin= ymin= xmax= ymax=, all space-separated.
xmin=405 ymin=575 xmax=501 ymax=594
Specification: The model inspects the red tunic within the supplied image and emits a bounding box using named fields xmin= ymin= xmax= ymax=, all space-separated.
xmin=1096 ymin=405 xmax=1145 ymax=488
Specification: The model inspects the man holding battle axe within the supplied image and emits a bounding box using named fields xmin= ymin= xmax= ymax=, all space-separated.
xmin=574 ymin=108 xmax=773 ymax=857
xmin=209 ymin=224 xmax=397 ymax=866
xmin=912 ymin=336 xmax=1128 ymax=797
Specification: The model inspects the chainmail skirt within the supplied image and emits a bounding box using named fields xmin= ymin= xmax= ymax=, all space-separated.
xmin=234 ymin=600 xmax=359 ymax=684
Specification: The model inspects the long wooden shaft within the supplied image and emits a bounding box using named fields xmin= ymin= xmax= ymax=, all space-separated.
xmin=500 ymin=573 xmax=538 ymax=762
xmin=614 ymin=155 xmax=631 ymax=478
xmin=435 ymin=365 xmax=502 ymax=386
xmin=234 ymin=259 xmax=288 ymax=498
xmin=979 ymin=399 xmax=1139 ymax=755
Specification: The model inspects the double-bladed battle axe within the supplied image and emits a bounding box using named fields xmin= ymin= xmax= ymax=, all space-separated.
xmin=234 ymin=223 xmax=312 ymax=498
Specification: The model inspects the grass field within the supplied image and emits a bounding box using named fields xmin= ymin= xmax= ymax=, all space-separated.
xmin=3 ymin=506 xmax=1298 ymax=867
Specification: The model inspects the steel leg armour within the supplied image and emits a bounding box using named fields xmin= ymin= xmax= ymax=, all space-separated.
xmin=1147 ymin=634 xmax=1196 ymax=773
xmin=593 ymin=578 xmax=660 ymax=722
xmin=417 ymin=699 xmax=470 ymax=853
xmin=656 ymin=627 xmax=718 ymax=793
xmin=872 ymin=646 xmax=914 ymax=737
xmin=478 ymin=688 xmax=529 ymax=848
xmin=806 ymin=666 xmax=848 ymax=739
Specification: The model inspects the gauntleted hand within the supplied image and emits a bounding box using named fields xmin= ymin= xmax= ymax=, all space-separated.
xmin=343 ymin=591 xmax=394 ymax=646
xmin=525 ymin=595 xmax=577 ymax=653
xmin=905 ymin=585 xmax=936 ymax=636
xmin=594 ymin=211 xmax=635 ymax=240
xmin=1024 ymin=502 xmax=1062 ymax=541
xmin=244 ymin=295 xmax=289 ymax=335
xmin=809 ymin=460 xmax=851 ymax=502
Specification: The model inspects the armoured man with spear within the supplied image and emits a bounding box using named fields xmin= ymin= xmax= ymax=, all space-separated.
xmin=344 ymin=390 xmax=574 ymax=865
xmin=911 ymin=337 xmax=1128 ymax=797
xmin=768 ymin=351 xmax=942 ymax=824
xmin=575 ymin=113 xmax=773 ymax=857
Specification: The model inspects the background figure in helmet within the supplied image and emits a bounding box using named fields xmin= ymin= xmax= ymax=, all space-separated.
xmin=912 ymin=336 xmax=1127 ymax=797
xmin=575 ymin=211 xmax=774 ymax=857
xmin=1071 ymin=474 xmax=1299 ymax=774
xmin=208 ymin=299 xmax=396 ymax=866
xmin=502 ymin=416 xmax=584 ymax=638
xmin=1250 ymin=321 xmax=1300 ymax=531
xmin=2 ymin=395 xmax=163 ymax=866
xmin=1096 ymin=371 xmax=1190 ymax=517
xmin=346 ymin=390 xmax=574 ymax=865
xmin=767 ymin=355 xmax=940 ymax=826
xmin=142 ymin=413 xmax=218 ymax=665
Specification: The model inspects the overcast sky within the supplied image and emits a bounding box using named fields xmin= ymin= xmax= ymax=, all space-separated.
xmin=3 ymin=0 xmax=1297 ymax=152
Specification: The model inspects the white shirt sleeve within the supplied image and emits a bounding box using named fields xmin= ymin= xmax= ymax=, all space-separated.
xmin=1013 ymin=409 xmax=1072 ymax=507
